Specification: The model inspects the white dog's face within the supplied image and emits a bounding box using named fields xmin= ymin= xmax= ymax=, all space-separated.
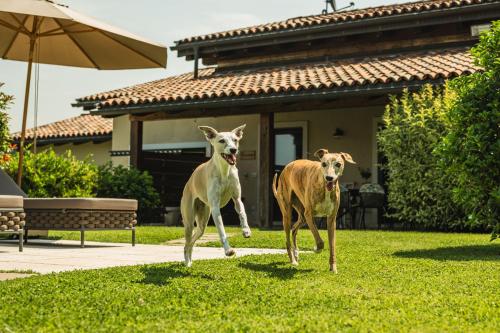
xmin=199 ymin=125 xmax=246 ymax=165
xmin=314 ymin=149 xmax=356 ymax=191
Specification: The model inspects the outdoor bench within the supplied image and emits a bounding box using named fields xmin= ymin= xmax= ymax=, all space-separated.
xmin=23 ymin=198 xmax=138 ymax=248
xmin=0 ymin=195 xmax=25 ymax=252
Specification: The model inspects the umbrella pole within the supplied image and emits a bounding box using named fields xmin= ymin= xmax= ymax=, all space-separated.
xmin=16 ymin=36 xmax=36 ymax=186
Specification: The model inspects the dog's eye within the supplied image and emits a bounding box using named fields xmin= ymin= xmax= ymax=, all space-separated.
xmin=218 ymin=139 xmax=225 ymax=144
xmin=335 ymin=162 xmax=341 ymax=168
xmin=321 ymin=162 xmax=327 ymax=167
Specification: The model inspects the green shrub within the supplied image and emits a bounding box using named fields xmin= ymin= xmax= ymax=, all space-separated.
xmin=437 ymin=21 xmax=500 ymax=239
xmin=96 ymin=163 xmax=160 ymax=215
xmin=378 ymin=84 xmax=466 ymax=229
xmin=5 ymin=148 xmax=98 ymax=197
xmin=0 ymin=84 xmax=13 ymax=166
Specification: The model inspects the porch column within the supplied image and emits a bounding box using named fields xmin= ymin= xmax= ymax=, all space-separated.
xmin=258 ymin=112 xmax=275 ymax=228
xmin=130 ymin=120 xmax=143 ymax=170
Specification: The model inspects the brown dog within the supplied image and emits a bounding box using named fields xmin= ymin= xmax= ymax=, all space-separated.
xmin=272 ymin=149 xmax=355 ymax=272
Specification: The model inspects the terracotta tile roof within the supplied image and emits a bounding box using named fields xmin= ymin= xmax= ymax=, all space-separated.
xmin=175 ymin=0 xmax=494 ymax=45
xmin=78 ymin=47 xmax=478 ymax=110
xmin=12 ymin=114 xmax=112 ymax=141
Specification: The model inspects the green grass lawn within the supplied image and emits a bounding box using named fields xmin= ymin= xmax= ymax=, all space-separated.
xmin=2 ymin=228 xmax=499 ymax=332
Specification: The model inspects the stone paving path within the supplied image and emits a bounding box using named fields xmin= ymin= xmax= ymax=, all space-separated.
xmin=0 ymin=272 xmax=35 ymax=281
xmin=165 ymin=232 xmax=234 ymax=245
xmin=0 ymin=239 xmax=285 ymax=275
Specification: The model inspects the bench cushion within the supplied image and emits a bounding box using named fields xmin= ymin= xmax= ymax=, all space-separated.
xmin=24 ymin=198 xmax=138 ymax=211
xmin=0 ymin=195 xmax=24 ymax=209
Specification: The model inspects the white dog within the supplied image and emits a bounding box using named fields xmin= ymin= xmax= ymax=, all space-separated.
xmin=180 ymin=124 xmax=251 ymax=267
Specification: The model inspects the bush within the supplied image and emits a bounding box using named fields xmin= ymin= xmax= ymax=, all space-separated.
xmin=437 ymin=21 xmax=500 ymax=239
xmin=0 ymin=84 xmax=13 ymax=166
xmin=378 ymin=84 xmax=466 ymax=229
xmin=4 ymin=148 xmax=98 ymax=197
xmin=96 ymin=163 xmax=160 ymax=221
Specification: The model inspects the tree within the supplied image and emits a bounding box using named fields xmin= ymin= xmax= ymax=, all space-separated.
xmin=0 ymin=84 xmax=13 ymax=167
xmin=378 ymin=84 xmax=465 ymax=229
xmin=437 ymin=21 xmax=500 ymax=240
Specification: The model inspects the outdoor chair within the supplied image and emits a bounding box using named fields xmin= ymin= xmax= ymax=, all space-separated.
xmin=337 ymin=185 xmax=355 ymax=229
xmin=358 ymin=183 xmax=385 ymax=229
xmin=0 ymin=169 xmax=137 ymax=248
xmin=0 ymin=195 xmax=25 ymax=252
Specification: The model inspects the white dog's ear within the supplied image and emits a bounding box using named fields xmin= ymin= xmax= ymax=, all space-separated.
xmin=232 ymin=124 xmax=246 ymax=139
xmin=340 ymin=152 xmax=356 ymax=164
xmin=314 ymin=149 xmax=328 ymax=159
xmin=198 ymin=126 xmax=218 ymax=140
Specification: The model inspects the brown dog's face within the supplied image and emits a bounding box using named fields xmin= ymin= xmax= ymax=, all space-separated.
xmin=314 ymin=149 xmax=356 ymax=191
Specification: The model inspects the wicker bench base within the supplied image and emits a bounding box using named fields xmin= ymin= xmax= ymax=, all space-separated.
xmin=0 ymin=210 xmax=25 ymax=252
xmin=25 ymin=209 xmax=137 ymax=248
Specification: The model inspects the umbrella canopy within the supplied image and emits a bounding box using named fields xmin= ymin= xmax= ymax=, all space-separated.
xmin=0 ymin=0 xmax=167 ymax=69
xmin=0 ymin=0 xmax=167 ymax=185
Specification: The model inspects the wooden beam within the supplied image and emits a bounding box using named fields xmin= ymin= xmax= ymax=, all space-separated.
xmin=258 ymin=112 xmax=274 ymax=228
xmin=217 ymin=32 xmax=473 ymax=69
xmin=129 ymin=95 xmax=390 ymax=122
xmin=130 ymin=120 xmax=143 ymax=169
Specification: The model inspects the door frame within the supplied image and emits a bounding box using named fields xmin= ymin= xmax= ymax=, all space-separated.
xmin=275 ymin=121 xmax=308 ymax=159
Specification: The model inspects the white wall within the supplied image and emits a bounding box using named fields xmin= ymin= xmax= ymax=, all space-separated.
xmin=40 ymin=140 xmax=111 ymax=165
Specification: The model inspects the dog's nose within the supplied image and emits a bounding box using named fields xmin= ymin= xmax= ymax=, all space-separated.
xmin=325 ymin=176 xmax=334 ymax=181
xmin=230 ymin=148 xmax=237 ymax=154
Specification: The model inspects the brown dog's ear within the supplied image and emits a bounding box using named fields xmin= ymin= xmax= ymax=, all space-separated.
xmin=340 ymin=152 xmax=356 ymax=164
xmin=232 ymin=124 xmax=246 ymax=139
xmin=314 ymin=149 xmax=329 ymax=159
xmin=198 ymin=126 xmax=218 ymax=140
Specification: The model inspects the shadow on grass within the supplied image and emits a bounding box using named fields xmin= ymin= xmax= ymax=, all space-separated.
xmin=239 ymin=261 xmax=313 ymax=280
xmin=138 ymin=263 xmax=213 ymax=286
xmin=393 ymin=244 xmax=500 ymax=261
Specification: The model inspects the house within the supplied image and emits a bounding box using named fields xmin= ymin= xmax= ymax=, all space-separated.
xmin=12 ymin=114 xmax=112 ymax=165
xmin=73 ymin=0 xmax=500 ymax=227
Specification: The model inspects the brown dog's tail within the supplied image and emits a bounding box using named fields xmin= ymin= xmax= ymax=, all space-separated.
xmin=272 ymin=173 xmax=279 ymax=199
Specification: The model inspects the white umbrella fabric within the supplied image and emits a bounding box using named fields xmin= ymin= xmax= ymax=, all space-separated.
xmin=0 ymin=0 xmax=167 ymax=184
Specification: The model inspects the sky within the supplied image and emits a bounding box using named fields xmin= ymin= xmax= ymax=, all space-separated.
xmin=0 ymin=0 xmax=409 ymax=132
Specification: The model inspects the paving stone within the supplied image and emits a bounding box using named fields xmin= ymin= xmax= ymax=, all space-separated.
xmin=0 ymin=239 xmax=285 ymax=274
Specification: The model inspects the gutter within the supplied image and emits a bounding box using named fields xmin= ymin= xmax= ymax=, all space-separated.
xmin=89 ymin=79 xmax=444 ymax=117
xmin=171 ymin=3 xmax=500 ymax=56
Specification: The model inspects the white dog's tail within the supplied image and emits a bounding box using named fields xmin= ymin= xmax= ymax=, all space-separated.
xmin=272 ymin=173 xmax=279 ymax=199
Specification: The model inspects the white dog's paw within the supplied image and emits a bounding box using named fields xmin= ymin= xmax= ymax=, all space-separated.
xmin=291 ymin=260 xmax=299 ymax=266
xmin=185 ymin=260 xmax=192 ymax=268
xmin=330 ymin=264 xmax=338 ymax=274
xmin=242 ymin=227 xmax=252 ymax=238
xmin=293 ymin=248 xmax=299 ymax=260
xmin=225 ymin=248 xmax=236 ymax=257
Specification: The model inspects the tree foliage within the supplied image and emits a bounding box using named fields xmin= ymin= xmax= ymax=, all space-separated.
xmin=4 ymin=148 xmax=98 ymax=198
xmin=437 ymin=21 xmax=500 ymax=239
xmin=0 ymin=84 xmax=13 ymax=166
xmin=378 ymin=85 xmax=466 ymax=229
xmin=96 ymin=163 xmax=160 ymax=211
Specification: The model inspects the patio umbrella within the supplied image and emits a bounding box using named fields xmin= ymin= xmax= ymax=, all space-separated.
xmin=0 ymin=0 xmax=167 ymax=185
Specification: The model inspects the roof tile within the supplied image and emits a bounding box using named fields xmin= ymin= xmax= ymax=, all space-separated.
xmin=175 ymin=0 xmax=493 ymax=45
xmin=79 ymin=47 xmax=479 ymax=110
xmin=12 ymin=114 xmax=112 ymax=140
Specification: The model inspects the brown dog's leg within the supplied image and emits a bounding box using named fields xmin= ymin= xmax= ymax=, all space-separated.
xmin=327 ymin=213 xmax=338 ymax=273
xmin=304 ymin=209 xmax=324 ymax=252
xmin=282 ymin=205 xmax=297 ymax=265
xmin=291 ymin=209 xmax=305 ymax=262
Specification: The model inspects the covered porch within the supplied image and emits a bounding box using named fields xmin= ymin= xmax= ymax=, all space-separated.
xmin=118 ymin=94 xmax=389 ymax=228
